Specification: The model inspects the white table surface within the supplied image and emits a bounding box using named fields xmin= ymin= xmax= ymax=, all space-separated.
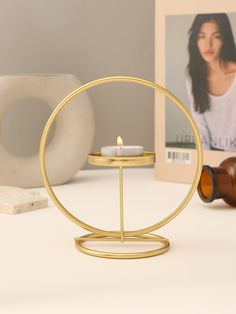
xmin=0 ymin=168 xmax=236 ymax=314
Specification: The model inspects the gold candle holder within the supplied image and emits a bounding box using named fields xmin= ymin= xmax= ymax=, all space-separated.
xmin=39 ymin=76 xmax=203 ymax=259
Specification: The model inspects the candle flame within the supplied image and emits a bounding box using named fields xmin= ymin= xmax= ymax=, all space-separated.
xmin=117 ymin=136 xmax=123 ymax=146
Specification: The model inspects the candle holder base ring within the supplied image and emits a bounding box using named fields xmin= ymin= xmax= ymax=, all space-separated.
xmin=74 ymin=232 xmax=170 ymax=259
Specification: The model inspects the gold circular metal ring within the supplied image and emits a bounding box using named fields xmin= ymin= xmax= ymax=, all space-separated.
xmin=88 ymin=151 xmax=155 ymax=167
xmin=74 ymin=233 xmax=170 ymax=259
xmin=39 ymin=76 xmax=203 ymax=237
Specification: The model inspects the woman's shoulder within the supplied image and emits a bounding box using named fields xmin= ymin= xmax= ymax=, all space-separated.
xmin=185 ymin=73 xmax=192 ymax=86
xmin=185 ymin=75 xmax=193 ymax=98
xmin=225 ymin=61 xmax=236 ymax=75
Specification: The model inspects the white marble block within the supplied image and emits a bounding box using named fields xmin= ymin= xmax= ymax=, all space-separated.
xmin=0 ymin=186 xmax=48 ymax=214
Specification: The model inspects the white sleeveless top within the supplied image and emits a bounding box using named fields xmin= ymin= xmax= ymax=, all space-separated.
xmin=186 ymin=74 xmax=236 ymax=151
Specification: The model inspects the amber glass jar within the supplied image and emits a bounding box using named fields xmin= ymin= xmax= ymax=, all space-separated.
xmin=198 ymin=157 xmax=236 ymax=206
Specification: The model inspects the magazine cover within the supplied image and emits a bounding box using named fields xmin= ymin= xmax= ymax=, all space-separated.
xmin=155 ymin=0 xmax=236 ymax=183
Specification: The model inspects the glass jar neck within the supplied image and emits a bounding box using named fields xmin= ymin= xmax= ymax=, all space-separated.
xmin=212 ymin=167 xmax=231 ymax=200
xmin=198 ymin=165 xmax=231 ymax=202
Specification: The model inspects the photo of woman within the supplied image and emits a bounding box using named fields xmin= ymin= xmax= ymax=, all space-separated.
xmin=187 ymin=13 xmax=236 ymax=151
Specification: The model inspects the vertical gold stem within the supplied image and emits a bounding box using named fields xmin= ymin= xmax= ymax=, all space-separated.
xmin=119 ymin=166 xmax=124 ymax=243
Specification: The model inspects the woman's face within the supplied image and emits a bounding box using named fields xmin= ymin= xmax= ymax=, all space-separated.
xmin=197 ymin=20 xmax=223 ymax=63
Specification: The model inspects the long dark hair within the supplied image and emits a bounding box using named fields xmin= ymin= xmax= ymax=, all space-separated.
xmin=187 ymin=13 xmax=236 ymax=113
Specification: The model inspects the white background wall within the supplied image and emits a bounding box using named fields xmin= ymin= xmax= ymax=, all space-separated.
xmin=0 ymin=0 xmax=154 ymax=161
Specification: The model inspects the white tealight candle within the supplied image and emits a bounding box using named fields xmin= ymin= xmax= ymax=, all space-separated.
xmin=101 ymin=136 xmax=144 ymax=157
